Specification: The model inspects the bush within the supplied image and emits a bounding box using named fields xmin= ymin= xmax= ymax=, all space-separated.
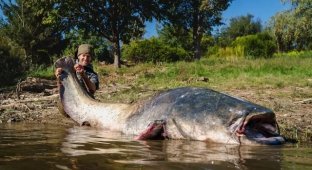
xmin=122 ymin=38 xmax=191 ymax=63
xmin=0 ymin=45 xmax=25 ymax=87
xmin=205 ymin=45 xmax=219 ymax=57
xmin=28 ymin=65 xmax=55 ymax=79
xmin=232 ymin=32 xmax=277 ymax=58
xmin=214 ymin=46 xmax=245 ymax=59
xmin=273 ymin=50 xmax=312 ymax=58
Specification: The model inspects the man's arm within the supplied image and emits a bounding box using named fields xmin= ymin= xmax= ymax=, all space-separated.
xmin=80 ymin=72 xmax=97 ymax=94
xmin=74 ymin=64 xmax=97 ymax=94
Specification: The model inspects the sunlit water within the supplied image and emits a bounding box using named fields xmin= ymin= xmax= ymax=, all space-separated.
xmin=0 ymin=123 xmax=311 ymax=170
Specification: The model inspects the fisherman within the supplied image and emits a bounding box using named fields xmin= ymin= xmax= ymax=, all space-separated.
xmin=55 ymin=44 xmax=99 ymax=115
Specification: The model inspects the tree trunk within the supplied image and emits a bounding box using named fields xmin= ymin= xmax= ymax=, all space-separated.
xmin=112 ymin=21 xmax=121 ymax=68
xmin=276 ymin=33 xmax=281 ymax=52
xmin=113 ymin=39 xmax=121 ymax=68
xmin=192 ymin=1 xmax=202 ymax=60
xmin=193 ymin=31 xmax=202 ymax=60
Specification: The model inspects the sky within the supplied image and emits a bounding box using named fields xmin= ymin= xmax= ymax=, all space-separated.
xmin=144 ymin=0 xmax=291 ymax=38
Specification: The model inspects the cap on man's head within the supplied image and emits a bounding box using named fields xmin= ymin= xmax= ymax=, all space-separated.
xmin=77 ymin=44 xmax=93 ymax=57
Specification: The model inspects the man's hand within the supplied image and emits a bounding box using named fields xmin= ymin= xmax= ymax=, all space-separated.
xmin=55 ymin=68 xmax=63 ymax=78
xmin=74 ymin=64 xmax=85 ymax=76
xmin=55 ymin=68 xmax=63 ymax=86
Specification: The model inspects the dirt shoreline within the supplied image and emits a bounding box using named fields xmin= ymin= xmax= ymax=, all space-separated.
xmin=0 ymin=77 xmax=311 ymax=142
xmin=0 ymin=77 xmax=76 ymax=126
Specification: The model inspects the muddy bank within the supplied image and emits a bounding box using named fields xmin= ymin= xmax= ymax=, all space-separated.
xmin=227 ymin=87 xmax=312 ymax=142
xmin=0 ymin=77 xmax=311 ymax=142
xmin=0 ymin=77 xmax=75 ymax=126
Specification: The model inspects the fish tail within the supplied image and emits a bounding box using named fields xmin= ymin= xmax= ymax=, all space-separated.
xmin=54 ymin=56 xmax=75 ymax=73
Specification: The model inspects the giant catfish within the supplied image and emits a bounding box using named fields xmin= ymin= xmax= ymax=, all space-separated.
xmin=55 ymin=57 xmax=285 ymax=145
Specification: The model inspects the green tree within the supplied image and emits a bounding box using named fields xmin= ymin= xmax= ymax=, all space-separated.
xmin=217 ymin=14 xmax=262 ymax=47
xmin=58 ymin=0 xmax=160 ymax=68
xmin=162 ymin=0 xmax=232 ymax=60
xmin=122 ymin=38 xmax=191 ymax=63
xmin=63 ymin=29 xmax=112 ymax=63
xmin=0 ymin=0 xmax=65 ymax=66
xmin=158 ymin=25 xmax=214 ymax=57
xmin=232 ymin=32 xmax=276 ymax=58
xmin=270 ymin=0 xmax=312 ymax=51
xmin=158 ymin=25 xmax=193 ymax=51
xmin=0 ymin=33 xmax=25 ymax=86
xmin=289 ymin=0 xmax=312 ymax=50
xmin=270 ymin=12 xmax=295 ymax=52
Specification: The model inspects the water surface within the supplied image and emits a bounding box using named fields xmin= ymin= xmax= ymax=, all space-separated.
xmin=0 ymin=123 xmax=311 ymax=170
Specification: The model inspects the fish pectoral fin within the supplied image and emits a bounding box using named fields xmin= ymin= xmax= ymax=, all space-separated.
xmin=135 ymin=120 xmax=168 ymax=140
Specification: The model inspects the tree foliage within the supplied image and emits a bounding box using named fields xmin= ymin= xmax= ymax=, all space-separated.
xmin=0 ymin=0 xmax=65 ymax=66
xmin=122 ymin=38 xmax=191 ymax=63
xmin=162 ymin=0 xmax=232 ymax=60
xmin=57 ymin=0 xmax=161 ymax=68
xmin=217 ymin=14 xmax=262 ymax=47
xmin=158 ymin=25 xmax=193 ymax=51
xmin=232 ymin=32 xmax=276 ymax=58
xmin=63 ymin=29 xmax=112 ymax=63
xmin=0 ymin=35 xmax=25 ymax=86
xmin=270 ymin=0 xmax=312 ymax=51
xmin=158 ymin=25 xmax=214 ymax=57
xmin=270 ymin=12 xmax=295 ymax=52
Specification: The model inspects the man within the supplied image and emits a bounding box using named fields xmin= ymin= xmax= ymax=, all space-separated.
xmin=55 ymin=44 xmax=99 ymax=95
xmin=55 ymin=44 xmax=99 ymax=115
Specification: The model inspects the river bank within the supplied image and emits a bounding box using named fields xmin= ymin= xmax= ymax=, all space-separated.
xmin=0 ymin=76 xmax=311 ymax=143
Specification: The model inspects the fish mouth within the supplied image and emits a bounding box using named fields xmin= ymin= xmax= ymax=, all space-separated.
xmin=235 ymin=112 xmax=285 ymax=145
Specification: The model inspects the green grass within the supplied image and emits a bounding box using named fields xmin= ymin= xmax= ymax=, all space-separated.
xmin=22 ymin=51 xmax=309 ymax=92
xmin=23 ymin=53 xmax=311 ymax=102
xmin=95 ymin=54 xmax=312 ymax=103
xmin=28 ymin=65 xmax=55 ymax=79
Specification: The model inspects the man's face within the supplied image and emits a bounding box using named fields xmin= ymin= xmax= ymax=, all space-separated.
xmin=78 ymin=53 xmax=92 ymax=66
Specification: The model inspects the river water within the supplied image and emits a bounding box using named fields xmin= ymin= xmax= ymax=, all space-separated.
xmin=0 ymin=123 xmax=311 ymax=170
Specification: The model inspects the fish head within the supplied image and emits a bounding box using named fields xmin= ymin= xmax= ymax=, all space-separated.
xmin=54 ymin=56 xmax=75 ymax=73
xmin=229 ymin=110 xmax=285 ymax=145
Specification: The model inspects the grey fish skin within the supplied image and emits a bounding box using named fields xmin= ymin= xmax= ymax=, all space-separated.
xmin=125 ymin=87 xmax=283 ymax=144
xmin=55 ymin=57 xmax=285 ymax=145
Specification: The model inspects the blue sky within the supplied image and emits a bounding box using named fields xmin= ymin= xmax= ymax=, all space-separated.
xmin=144 ymin=0 xmax=291 ymax=38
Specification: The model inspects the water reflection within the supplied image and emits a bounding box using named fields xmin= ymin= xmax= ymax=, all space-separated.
xmin=1 ymin=124 xmax=312 ymax=170
xmin=61 ymin=126 xmax=283 ymax=169
xmin=61 ymin=127 xmax=130 ymax=156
